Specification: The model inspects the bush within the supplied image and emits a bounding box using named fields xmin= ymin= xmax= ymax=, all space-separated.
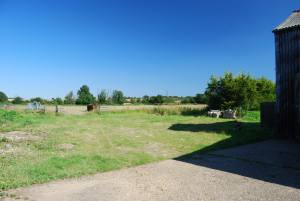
xmin=12 ymin=96 xmax=24 ymax=104
xmin=52 ymin=97 xmax=64 ymax=105
xmin=0 ymin=92 xmax=8 ymax=102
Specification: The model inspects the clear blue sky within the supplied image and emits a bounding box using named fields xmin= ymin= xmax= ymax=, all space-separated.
xmin=0 ymin=0 xmax=299 ymax=99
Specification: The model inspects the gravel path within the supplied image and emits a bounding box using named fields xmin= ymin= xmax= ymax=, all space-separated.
xmin=3 ymin=140 xmax=300 ymax=201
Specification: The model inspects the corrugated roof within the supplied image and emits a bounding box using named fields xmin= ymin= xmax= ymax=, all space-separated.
xmin=273 ymin=10 xmax=300 ymax=32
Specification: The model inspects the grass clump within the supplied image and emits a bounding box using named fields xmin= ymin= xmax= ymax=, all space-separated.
xmin=0 ymin=137 xmax=9 ymax=143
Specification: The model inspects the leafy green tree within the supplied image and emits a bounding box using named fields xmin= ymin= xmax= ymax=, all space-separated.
xmin=254 ymin=77 xmax=276 ymax=109
xmin=112 ymin=90 xmax=125 ymax=105
xmin=64 ymin=91 xmax=75 ymax=105
xmin=194 ymin=94 xmax=207 ymax=104
xmin=205 ymin=76 xmax=222 ymax=109
xmin=12 ymin=96 xmax=23 ymax=104
xmin=0 ymin=92 xmax=8 ymax=102
xmin=234 ymin=74 xmax=256 ymax=110
xmin=149 ymin=95 xmax=164 ymax=105
xmin=142 ymin=95 xmax=150 ymax=104
xmin=76 ymin=85 xmax=96 ymax=105
xmin=163 ymin=96 xmax=176 ymax=104
xmin=52 ymin=97 xmax=64 ymax=105
xmin=205 ymin=73 xmax=275 ymax=112
xmin=97 ymin=90 xmax=108 ymax=104
xmin=30 ymin=97 xmax=45 ymax=104
xmin=181 ymin=96 xmax=195 ymax=104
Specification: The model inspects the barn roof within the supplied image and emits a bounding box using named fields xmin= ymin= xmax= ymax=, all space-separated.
xmin=273 ymin=10 xmax=300 ymax=32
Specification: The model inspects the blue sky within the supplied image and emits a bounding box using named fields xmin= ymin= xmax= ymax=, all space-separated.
xmin=0 ymin=0 xmax=299 ymax=99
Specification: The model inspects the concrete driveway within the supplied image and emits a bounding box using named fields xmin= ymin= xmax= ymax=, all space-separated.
xmin=3 ymin=140 xmax=300 ymax=201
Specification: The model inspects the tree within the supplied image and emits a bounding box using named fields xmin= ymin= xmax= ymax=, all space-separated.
xmin=97 ymin=90 xmax=108 ymax=105
xmin=205 ymin=73 xmax=275 ymax=112
xmin=52 ymin=97 xmax=64 ymax=105
xmin=142 ymin=95 xmax=150 ymax=104
xmin=64 ymin=91 xmax=75 ymax=105
xmin=76 ymin=85 xmax=96 ymax=105
xmin=234 ymin=74 xmax=256 ymax=110
xmin=254 ymin=77 xmax=276 ymax=109
xmin=112 ymin=90 xmax=125 ymax=105
xmin=149 ymin=95 xmax=164 ymax=105
xmin=194 ymin=94 xmax=207 ymax=104
xmin=30 ymin=97 xmax=45 ymax=104
xmin=12 ymin=96 xmax=23 ymax=104
xmin=0 ymin=92 xmax=8 ymax=102
xmin=163 ymin=96 xmax=176 ymax=104
xmin=181 ymin=96 xmax=195 ymax=104
xmin=205 ymin=76 xmax=222 ymax=110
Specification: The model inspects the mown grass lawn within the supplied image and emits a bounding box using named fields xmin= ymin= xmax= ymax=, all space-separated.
xmin=0 ymin=109 xmax=270 ymax=191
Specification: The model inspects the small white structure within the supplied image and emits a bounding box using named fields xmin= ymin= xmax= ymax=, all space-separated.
xmin=208 ymin=110 xmax=222 ymax=118
xmin=27 ymin=102 xmax=45 ymax=111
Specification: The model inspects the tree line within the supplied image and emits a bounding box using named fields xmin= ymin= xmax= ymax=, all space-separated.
xmin=1 ymin=72 xmax=275 ymax=110
xmin=0 ymin=85 xmax=206 ymax=106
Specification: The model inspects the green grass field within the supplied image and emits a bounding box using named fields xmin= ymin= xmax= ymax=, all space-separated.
xmin=0 ymin=108 xmax=269 ymax=191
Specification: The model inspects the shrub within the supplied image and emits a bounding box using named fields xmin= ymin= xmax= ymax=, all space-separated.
xmin=0 ymin=92 xmax=8 ymax=102
xmin=52 ymin=97 xmax=64 ymax=105
xmin=12 ymin=96 xmax=24 ymax=104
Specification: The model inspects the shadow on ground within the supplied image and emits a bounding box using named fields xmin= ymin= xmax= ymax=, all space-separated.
xmin=169 ymin=121 xmax=300 ymax=189
xmin=169 ymin=121 xmax=269 ymax=152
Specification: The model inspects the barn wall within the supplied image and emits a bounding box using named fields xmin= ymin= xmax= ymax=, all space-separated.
xmin=260 ymin=102 xmax=277 ymax=133
xmin=295 ymin=73 xmax=300 ymax=140
xmin=275 ymin=28 xmax=300 ymax=138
